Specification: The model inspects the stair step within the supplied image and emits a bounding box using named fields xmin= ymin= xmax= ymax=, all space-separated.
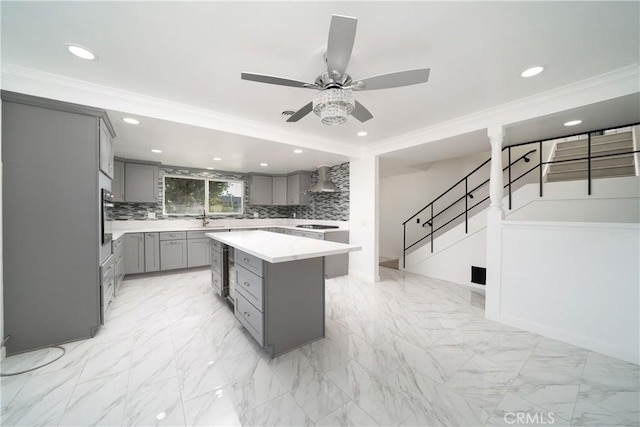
xmin=554 ymin=145 xmax=635 ymax=161
xmin=546 ymin=165 xmax=636 ymax=182
xmin=555 ymin=139 xmax=633 ymax=157
xmin=556 ymin=131 xmax=632 ymax=149
xmin=592 ymin=131 xmax=633 ymax=144
xmin=548 ymin=156 xmax=634 ymax=173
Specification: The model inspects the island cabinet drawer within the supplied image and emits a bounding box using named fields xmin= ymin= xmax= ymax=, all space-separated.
xmin=235 ymin=249 xmax=263 ymax=277
xmin=160 ymin=231 xmax=186 ymax=241
xmin=209 ymin=239 xmax=222 ymax=253
xmin=211 ymin=270 xmax=222 ymax=293
xmin=236 ymin=264 xmax=263 ymax=311
xmin=235 ymin=293 xmax=264 ymax=345
xmin=210 ymin=249 xmax=222 ymax=274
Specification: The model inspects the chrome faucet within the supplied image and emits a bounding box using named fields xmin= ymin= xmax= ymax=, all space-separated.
xmin=201 ymin=209 xmax=210 ymax=227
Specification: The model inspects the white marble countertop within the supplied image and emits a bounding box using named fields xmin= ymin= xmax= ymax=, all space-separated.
xmin=111 ymin=221 xmax=348 ymax=241
xmin=206 ymin=230 xmax=361 ymax=263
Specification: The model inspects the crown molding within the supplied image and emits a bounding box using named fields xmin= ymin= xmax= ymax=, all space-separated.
xmin=1 ymin=64 xmax=360 ymax=158
xmin=369 ymin=65 xmax=640 ymax=156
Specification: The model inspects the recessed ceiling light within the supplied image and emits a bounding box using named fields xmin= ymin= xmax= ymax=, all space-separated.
xmin=564 ymin=120 xmax=582 ymax=127
xmin=213 ymin=157 xmax=222 ymax=161
xmin=521 ymin=66 xmax=544 ymax=78
xmin=357 ymin=131 xmax=368 ymax=137
xmin=260 ymin=163 xmax=268 ymax=167
xmin=293 ymin=149 xmax=303 ymax=154
xmin=66 ymin=44 xmax=96 ymax=60
xmin=122 ymin=117 xmax=140 ymax=125
xmin=156 ymin=412 xmax=166 ymax=421
xmin=206 ymin=167 xmax=214 ymax=170
xmin=151 ymin=149 xmax=162 ymax=153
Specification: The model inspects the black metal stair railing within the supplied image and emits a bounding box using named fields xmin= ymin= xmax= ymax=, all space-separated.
xmin=401 ymin=122 xmax=640 ymax=268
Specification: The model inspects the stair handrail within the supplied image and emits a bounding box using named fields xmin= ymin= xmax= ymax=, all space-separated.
xmin=402 ymin=121 xmax=640 ymax=269
xmin=401 ymin=149 xmax=535 ymax=260
xmin=402 ymin=149 xmax=534 ymax=226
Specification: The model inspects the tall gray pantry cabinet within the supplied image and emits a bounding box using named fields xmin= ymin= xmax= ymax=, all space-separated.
xmin=2 ymin=91 xmax=116 ymax=355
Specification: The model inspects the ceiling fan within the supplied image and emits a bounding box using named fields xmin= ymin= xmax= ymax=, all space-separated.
xmin=241 ymin=14 xmax=431 ymax=125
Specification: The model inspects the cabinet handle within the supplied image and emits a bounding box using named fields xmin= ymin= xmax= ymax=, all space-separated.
xmin=139 ymin=235 xmax=143 ymax=241
xmin=243 ymin=282 xmax=250 ymax=287
xmin=243 ymin=258 xmax=250 ymax=263
xmin=244 ymin=312 xmax=250 ymax=317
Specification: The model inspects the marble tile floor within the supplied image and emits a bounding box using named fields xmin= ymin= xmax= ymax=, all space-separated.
xmin=1 ymin=267 xmax=638 ymax=427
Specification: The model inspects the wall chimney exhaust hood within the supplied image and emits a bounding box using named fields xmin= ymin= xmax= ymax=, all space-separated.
xmin=307 ymin=166 xmax=337 ymax=193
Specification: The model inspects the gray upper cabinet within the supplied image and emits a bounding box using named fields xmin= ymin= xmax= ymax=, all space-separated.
xmin=249 ymin=174 xmax=273 ymax=205
xmin=272 ymin=176 xmax=287 ymax=205
xmin=144 ymin=232 xmax=160 ymax=272
xmin=124 ymin=233 xmax=145 ymax=274
xmin=112 ymin=160 xmax=125 ymax=202
xmin=99 ymin=119 xmax=114 ymax=179
xmin=125 ymin=162 xmax=159 ymax=203
xmin=287 ymin=172 xmax=311 ymax=205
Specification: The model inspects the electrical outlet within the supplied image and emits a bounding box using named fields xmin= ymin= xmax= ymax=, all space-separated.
xmin=148 ymin=211 xmax=156 ymax=219
xmin=253 ymin=212 xmax=259 ymax=218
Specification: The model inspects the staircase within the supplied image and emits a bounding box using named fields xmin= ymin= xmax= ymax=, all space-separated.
xmin=546 ymin=131 xmax=635 ymax=182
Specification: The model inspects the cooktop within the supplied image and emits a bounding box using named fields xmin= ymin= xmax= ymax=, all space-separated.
xmin=296 ymin=224 xmax=340 ymax=230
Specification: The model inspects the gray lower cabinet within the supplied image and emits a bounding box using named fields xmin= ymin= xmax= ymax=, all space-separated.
xmin=125 ymin=162 xmax=159 ymax=203
xmin=144 ymin=232 xmax=160 ymax=272
xmin=188 ymin=238 xmax=211 ymax=267
xmin=113 ymin=236 xmax=125 ymax=292
xmin=233 ymin=248 xmax=324 ymax=357
xmin=160 ymin=232 xmax=188 ymax=270
xmin=100 ymin=255 xmax=115 ymax=325
xmin=124 ymin=233 xmax=145 ymax=274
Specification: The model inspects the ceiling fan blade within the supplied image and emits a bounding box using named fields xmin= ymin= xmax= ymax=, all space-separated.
xmin=286 ymin=102 xmax=313 ymax=122
xmin=325 ymin=15 xmax=357 ymax=78
xmin=353 ymin=68 xmax=431 ymax=91
xmin=352 ymin=101 xmax=373 ymax=122
xmin=241 ymin=72 xmax=317 ymax=89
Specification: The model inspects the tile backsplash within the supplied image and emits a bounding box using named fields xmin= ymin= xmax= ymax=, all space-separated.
xmin=112 ymin=162 xmax=349 ymax=221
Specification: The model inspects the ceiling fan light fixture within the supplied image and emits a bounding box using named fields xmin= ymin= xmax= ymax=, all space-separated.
xmin=313 ymin=88 xmax=355 ymax=125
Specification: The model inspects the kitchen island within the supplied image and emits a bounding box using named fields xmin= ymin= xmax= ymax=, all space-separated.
xmin=206 ymin=230 xmax=360 ymax=357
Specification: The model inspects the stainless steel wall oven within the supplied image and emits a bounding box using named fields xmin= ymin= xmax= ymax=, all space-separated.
xmin=101 ymin=189 xmax=114 ymax=245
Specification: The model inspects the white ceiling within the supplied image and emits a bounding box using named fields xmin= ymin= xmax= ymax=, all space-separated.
xmin=107 ymin=109 xmax=349 ymax=174
xmin=2 ymin=1 xmax=639 ymax=174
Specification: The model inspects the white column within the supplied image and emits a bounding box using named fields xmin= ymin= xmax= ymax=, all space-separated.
xmin=348 ymin=153 xmax=380 ymax=282
xmin=489 ymin=125 xmax=505 ymax=212
xmin=485 ymin=125 xmax=505 ymax=321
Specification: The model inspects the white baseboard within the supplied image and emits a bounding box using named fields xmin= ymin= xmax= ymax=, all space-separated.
xmin=487 ymin=312 xmax=639 ymax=365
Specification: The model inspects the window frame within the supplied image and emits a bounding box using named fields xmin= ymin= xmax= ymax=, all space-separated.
xmin=162 ymin=174 xmax=244 ymax=216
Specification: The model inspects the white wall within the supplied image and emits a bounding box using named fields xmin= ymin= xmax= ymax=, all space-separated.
xmin=493 ymin=221 xmax=640 ymax=364
xmin=349 ymin=154 xmax=379 ymax=282
xmin=405 ymin=176 xmax=640 ymax=288
xmin=379 ymin=150 xmax=489 ymax=259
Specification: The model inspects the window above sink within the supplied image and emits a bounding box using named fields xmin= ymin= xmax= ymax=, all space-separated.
xmin=163 ymin=175 xmax=244 ymax=216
